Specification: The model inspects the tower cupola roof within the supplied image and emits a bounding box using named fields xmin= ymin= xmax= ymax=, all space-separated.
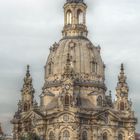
xmin=66 ymin=0 xmax=84 ymax=3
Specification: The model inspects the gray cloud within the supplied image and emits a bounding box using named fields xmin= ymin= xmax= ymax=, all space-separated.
xmin=0 ymin=0 xmax=140 ymax=134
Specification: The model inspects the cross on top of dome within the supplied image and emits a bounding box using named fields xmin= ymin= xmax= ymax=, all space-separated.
xmin=66 ymin=0 xmax=84 ymax=3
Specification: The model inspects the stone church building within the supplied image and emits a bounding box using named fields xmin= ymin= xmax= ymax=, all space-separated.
xmin=11 ymin=0 xmax=137 ymax=139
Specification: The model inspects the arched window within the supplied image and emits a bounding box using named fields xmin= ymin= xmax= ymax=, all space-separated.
xmin=97 ymin=96 xmax=102 ymax=106
xmin=91 ymin=61 xmax=97 ymax=73
xmin=24 ymin=103 xmax=28 ymax=112
xmin=120 ymin=102 xmax=125 ymax=111
xmin=82 ymin=131 xmax=88 ymax=140
xmin=48 ymin=63 xmax=52 ymax=75
xmin=63 ymin=130 xmax=70 ymax=140
xmin=103 ymin=132 xmax=108 ymax=140
xmin=118 ymin=134 xmax=123 ymax=140
xmin=65 ymin=95 xmax=70 ymax=106
xmin=49 ymin=131 xmax=55 ymax=140
xmin=66 ymin=10 xmax=72 ymax=24
xmin=77 ymin=9 xmax=84 ymax=24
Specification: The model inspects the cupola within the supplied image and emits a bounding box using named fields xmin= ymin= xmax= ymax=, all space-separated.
xmin=62 ymin=0 xmax=88 ymax=37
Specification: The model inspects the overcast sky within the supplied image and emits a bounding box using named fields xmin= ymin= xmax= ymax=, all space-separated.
xmin=0 ymin=0 xmax=140 ymax=134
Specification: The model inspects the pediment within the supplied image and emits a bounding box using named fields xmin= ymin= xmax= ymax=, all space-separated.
xmin=21 ymin=110 xmax=44 ymax=122
xmin=93 ymin=109 xmax=121 ymax=122
xmin=45 ymin=91 xmax=55 ymax=96
xmin=43 ymin=90 xmax=55 ymax=97
xmin=88 ymin=91 xmax=98 ymax=96
xmin=87 ymin=90 xmax=102 ymax=96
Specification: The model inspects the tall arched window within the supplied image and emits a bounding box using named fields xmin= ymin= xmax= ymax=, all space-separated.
xmin=66 ymin=10 xmax=72 ymax=24
xmin=118 ymin=134 xmax=123 ymax=140
xmin=91 ymin=61 xmax=97 ymax=73
xmin=48 ymin=63 xmax=52 ymax=75
xmin=49 ymin=131 xmax=55 ymax=140
xmin=103 ymin=132 xmax=108 ymax=140
xmin=97 ymin=96 xmax=102 ymax=106
xmin=65 ymin=95 xmax=70 ymax=106
xmin=82 ymin=131 xmax=88 ymax=140
xmin=24 ymin=103 xmax=28 ymax=112
xmin=77 ymin=9 xmax=84 ymax=24
xmin=63 ymin=130 xmax=70 ymax=140
xmin=120 ymin=102 xmax=125 ymax=111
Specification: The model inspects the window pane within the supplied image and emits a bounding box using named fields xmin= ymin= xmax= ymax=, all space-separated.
xmin=77 ymin=10 xmax=83 ymax=24
xmin=63 ymin=130 xmax=70 ymax=140
xmin=49 ymin=131 xmax=55 ymax=140
xmin=118 ymin=134 xmax=123 ymax=140
xmin=97 ymin=96 xmax=102 ymax=106
xmin=82 ymin=131 xmax=87 ymax=140
xmin=103 ymin=132 xmax=108 ymax=140
xmin=67 ymin=11 xmax=72 ymax=24
xmin=120 ymin=102 xmax=125 ymax=111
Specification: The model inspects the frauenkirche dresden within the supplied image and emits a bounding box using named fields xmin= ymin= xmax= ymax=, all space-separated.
xmin=11 ymin=0 xmax=137 ymax=140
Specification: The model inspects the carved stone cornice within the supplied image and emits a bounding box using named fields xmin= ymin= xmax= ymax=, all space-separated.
xmin=74 ymin=80 xmax=106 ymax=90
xmin=43 ymin=79 xmax=106 ymax=90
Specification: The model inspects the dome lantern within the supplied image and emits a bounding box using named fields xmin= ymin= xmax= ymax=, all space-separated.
xmin=62 ymin=0 xmax=88 ymax=37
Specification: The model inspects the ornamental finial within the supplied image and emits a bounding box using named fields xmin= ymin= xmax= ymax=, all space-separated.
xmin=118 ymin=63 xmax=126 ymax=83
xmin=120 ymin=63 xmax=124 ymax=73
xmin=26 ymin=65 xmax=30 ymax=77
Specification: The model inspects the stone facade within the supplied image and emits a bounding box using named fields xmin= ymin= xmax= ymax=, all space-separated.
xmin=11 ymin=0 xmax=137 ymax=140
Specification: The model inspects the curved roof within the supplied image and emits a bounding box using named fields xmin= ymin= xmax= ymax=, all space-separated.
xmin=45 ymin=37 xmax=104 ymax=82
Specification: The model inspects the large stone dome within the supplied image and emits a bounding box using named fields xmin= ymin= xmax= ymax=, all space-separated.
xmin=45 ymin=37 xmax=105 ymax=82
